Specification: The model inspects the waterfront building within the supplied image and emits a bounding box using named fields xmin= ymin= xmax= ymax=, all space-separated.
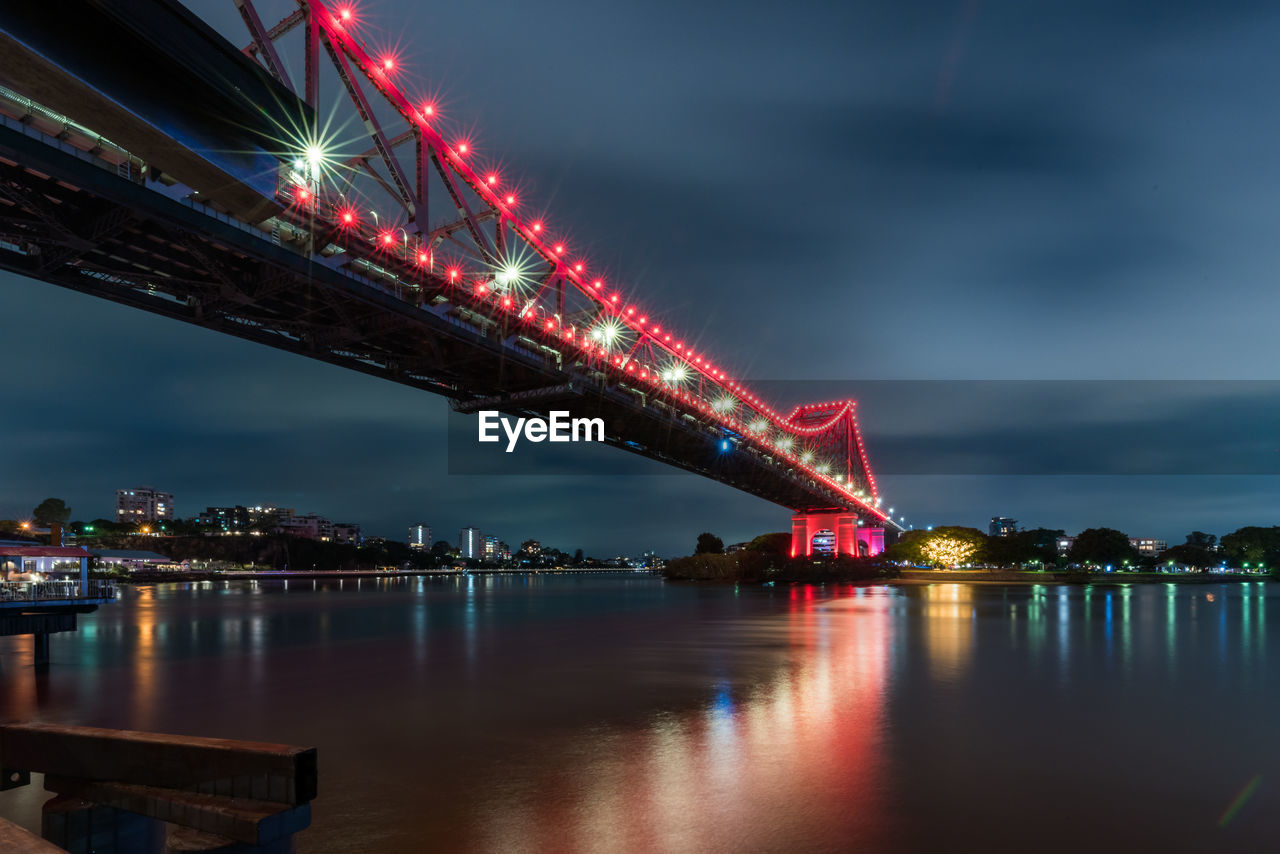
xmin=460 ymin=527 xmax=483 ymax=560
xmin=520 ymin=539 xmax=541 ymax=556
xmin=408 ymin=524 xmax=431 ymax=550
xmin=483 ymin=535 xmax=500 ymax=562
xmin=989 ymin=517 xmax=1018 ymax=537
xmin=116 ymin=487 xmax=173 ymax=524
xmin=94 ymin=549 xmax=179 ymax=571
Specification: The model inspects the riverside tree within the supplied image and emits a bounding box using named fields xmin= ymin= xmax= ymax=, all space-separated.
xmin=32 ymin=497 xmax=71 ymax=527
xmin=695 ymin=532 xmax=724 ymax=554
xmin=1068 ymin=528 xmax=1137 ymax=566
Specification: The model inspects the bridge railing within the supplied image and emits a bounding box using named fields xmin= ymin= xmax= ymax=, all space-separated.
xmin=0 ymin=580 xmax=116 ymax=603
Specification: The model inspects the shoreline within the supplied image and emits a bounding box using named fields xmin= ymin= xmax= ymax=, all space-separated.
xmin=97 ymin=568 xmax=657 ymax=584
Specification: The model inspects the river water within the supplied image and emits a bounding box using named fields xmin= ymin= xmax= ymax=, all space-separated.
xmin=0 ymin=575 xmax=1275 ymax=852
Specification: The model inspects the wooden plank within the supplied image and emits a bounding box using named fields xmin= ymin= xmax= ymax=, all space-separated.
xmin=0 ymin=724 xmax=317 ymax=805
xmin=44 ymin=776 xmax=310 ymax=845
xmin=0 ymin=815 xmax=64 ymax=853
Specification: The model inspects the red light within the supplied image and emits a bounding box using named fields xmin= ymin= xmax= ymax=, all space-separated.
xmin=486 ymin=173 xmax=498 ymax=186
xmin=640 ymin=316 xmax=648 ymax=324
xmin=381 ymin=56 xmax=395 ymax=72
xmin=421 ymin=102 xmax=435 ymax=118
xmin=610 ymin=295 xmax=619 ymax=303
xmin=626 ymin=307 xmax=635 ymax=316
xmin=339 ymin=208 xmax=356 ymax=225
xmin=447 ymin=267 xmax=460 ymax=280
xmin=294 ymin=187 xmax=311 ymax=202
xmin=654 ymin=325 xmax=662 ymax=334
xmin=337 ymin=7 xmax=354 ymax=23
xmin=545 ymin=320 xmax=554 ymax=329
xmin=554 ymin=244 xmax=565 ymax=255
xmin=379 ymin=230 xmax=395 ymax=246
xmin=502 ymin=297 xmax=512 ymax=307
xmin=505 ymin=194 xmax=516 ymax=205
xmin=574 ymin=263 xmax=583 ymax=273
xmin=592 ymin=280 xmax=602 ymax=289
xmin=476 ymin=283 xmax=487 ymax=295
xmin=675 ymin=343 xmax=682 ymax=350
xmin=416 ymin=251 xmax=429 ymax=265
xmin=456 ymin=141 xmax=470 ymax=156
xmin=532 ymin=221 xmax=543 ymax=233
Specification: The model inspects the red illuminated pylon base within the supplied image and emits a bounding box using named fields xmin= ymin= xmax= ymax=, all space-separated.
xmin=791 ymin=512 xmax=885 ymax=558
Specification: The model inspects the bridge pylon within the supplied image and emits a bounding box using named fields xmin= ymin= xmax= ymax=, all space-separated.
xmin=791 ymin=511 xmax=884 ymax=559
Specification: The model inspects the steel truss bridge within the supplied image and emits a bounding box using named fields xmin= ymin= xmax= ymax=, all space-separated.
xmin=0 ymin=0 xmax=900 ymax=551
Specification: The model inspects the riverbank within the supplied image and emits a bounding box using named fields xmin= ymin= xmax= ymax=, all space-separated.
xmin=94 ymin=568 xmax=657 ymax=584
xmin=894 ymin=569 xmax=1269 ymax=585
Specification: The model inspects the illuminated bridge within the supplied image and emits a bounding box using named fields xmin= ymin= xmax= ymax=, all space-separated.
xmin=0 ymin=0 xmax=900 ymax=556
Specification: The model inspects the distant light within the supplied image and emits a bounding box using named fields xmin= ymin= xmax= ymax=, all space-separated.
xmin=456 ymin=141 xmax=470 ymax=155
xmin=486 ymin=173 xmax=498 ymax=186
xmin=532 ymin=221 xmax=544 ymax=233
xmin=554 ymin=244 xmax=565 ymax=255
xmin=381 ymin=56 xmax=396 ymax=72
xmin=421 ymin=102 xmax=435 ymax=118
xmin=416 ymin=251 xmax=429 ymax=265
xmin=380 ymin=231 xmax=395 ymax=246
xmin=447 ymin=266 xmax=461 ymax=280
xmin=720 ymin=439 xmax=731 ymax=452
xmin=505 ymin=194 xmax=516 ymax=205
xmin=339 ymin=209 xmax=356 ymax=225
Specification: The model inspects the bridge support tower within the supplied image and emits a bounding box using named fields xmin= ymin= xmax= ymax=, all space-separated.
xmin=791 ymin=512 xmax=885 ymax=558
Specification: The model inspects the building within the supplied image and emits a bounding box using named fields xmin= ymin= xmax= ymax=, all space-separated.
xmin=196 ymin=506 xmax=249 ymax=532
xmin=408 ymin=524 xmax=431 ymax=550
xmin=196 ymin=504 xmax=294 ymax=533
xmin=116 ymin=487 xmax=173 ymax=524
xmin=1130 ymin=538 xmax=1167 ymax=555
xmin=1 ymin=542 xmax=90 ymax=579
xmin=520 ymin=539 xmax=541 ymax=556
xmin=459 ymin=527 xmax=483 ymax=560
xmin=990 ymin=517 xmax=1018 ymax=537
xmin=332 ymin=523 xmax=362 ymax=546
xmin=274 ymin=513 xmax=334 ymax=541
xmin=483 ymin=535 xmax=500 ymax=563
xmin=1056 ymin=535 xmax=1168 ymax=555
xmin=94 ymin=549 xmax=180 ymax=571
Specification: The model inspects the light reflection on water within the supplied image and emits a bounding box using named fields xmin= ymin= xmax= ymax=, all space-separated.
xmin=0 ymin=576 xmax=1277 ymax=852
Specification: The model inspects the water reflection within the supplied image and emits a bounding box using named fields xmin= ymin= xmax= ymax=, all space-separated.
xmin=470 ymin=587 xmax=894 ymax=852
xmin=1 ymin=578 xmax=1279 ymax=852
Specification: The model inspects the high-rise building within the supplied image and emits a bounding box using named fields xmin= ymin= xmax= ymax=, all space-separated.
xmin=116 ymin=487 xmax=174 ymax=524
xmin=989 ymin=517 xmax=1018 ymax=537
xmin=483 ymin=535 xmax=500 ymax=562
xmin=408 ymin=524 xmax=431 ymax=550
xmin=459 ymin=527 xmax=483 ymax=560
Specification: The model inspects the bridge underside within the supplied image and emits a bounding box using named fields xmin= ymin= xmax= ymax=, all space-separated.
xmin=0 ymin=119 xmax=876 ymax=517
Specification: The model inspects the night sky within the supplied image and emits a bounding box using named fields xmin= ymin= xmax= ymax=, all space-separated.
xmin=3 ymin=0 xmax=1280 ymax=554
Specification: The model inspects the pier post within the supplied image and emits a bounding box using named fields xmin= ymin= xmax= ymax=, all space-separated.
xmin=32 ymin=632 xmax=49 ymax=669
